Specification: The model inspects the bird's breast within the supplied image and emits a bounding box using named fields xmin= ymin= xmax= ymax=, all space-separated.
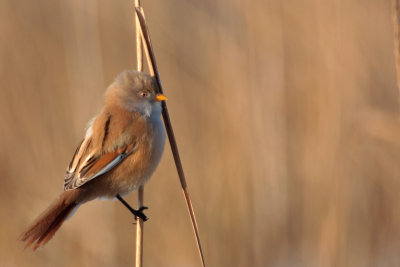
xmin=112 ymin=115 xmax=165 ymax=195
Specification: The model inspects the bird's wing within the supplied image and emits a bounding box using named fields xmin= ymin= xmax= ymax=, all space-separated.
xmin=64 ymin=141 xmax=136 ymax=191
xmin=64 ymin=108 xmax=141 ymax=191
xmin=64 ymin=118 xmax=136 ymax=191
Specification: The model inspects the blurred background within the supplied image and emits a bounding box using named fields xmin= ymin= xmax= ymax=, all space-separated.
xmin=1 ymin=0 xmax=399 ymax=266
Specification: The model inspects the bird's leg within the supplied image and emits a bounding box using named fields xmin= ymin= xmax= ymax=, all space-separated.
xmin=116 ymin=194 xmax=148 ymax=221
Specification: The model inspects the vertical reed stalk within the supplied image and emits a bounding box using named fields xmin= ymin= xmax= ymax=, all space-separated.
xmin=393 ymin=0 xmax=400 ymax=93
xmin=135 ymin=186 xmax=144 ymax=267
xmin=135 ymin=8 xmax=206 ymax=267
xmin=134 ymin=1 xmax=144 ymax=267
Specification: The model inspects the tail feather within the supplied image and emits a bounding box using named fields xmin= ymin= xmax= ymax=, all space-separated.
xmin=20 ymin=190 xmax=82 ymax=250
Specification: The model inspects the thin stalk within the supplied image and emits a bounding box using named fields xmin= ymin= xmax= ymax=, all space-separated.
xmin=135 ymin=8 xmax=205 ymax=267
xmin=134 ymin=1 xmax=144 ymax=267
xmin=135 ymin=0 xmax=143 ymax=72
xmin=393 ymin=0 xmax=400 ymax=94
xmin=135 ymin=186 xmax=144 ymax=267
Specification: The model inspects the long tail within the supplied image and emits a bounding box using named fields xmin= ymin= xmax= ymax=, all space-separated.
xmin=20 ymin=190 xmax=83 ymax=250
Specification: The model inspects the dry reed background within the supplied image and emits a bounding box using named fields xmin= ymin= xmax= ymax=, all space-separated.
xmin=1 ymin=0 xmax=399 ymax=266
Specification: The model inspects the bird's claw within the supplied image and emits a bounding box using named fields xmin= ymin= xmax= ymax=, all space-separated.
xmin=134 ymin=206 xmax=148 ymax=221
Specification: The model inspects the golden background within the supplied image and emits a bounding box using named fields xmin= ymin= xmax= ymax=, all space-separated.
xmin=1 ymin=0 xmax=400 ymax=266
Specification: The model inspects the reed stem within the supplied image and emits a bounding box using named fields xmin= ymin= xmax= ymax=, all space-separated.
xmin=134 ymin=1 xmax=144 ymax=267
xmin=135 ymin=8 xmax=206 ymax=267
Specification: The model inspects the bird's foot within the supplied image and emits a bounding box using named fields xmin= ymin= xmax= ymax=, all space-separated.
xmin=133 ymin=206 xmax=148 ymax=221
xmin=116 ymin=194 xmax=149 ymax=221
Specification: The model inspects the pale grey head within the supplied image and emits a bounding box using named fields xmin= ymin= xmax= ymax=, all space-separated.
xmin=106 ymin=70 xmax=166 ymax=116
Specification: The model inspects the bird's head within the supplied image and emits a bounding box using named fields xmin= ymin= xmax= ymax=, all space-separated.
xmin=106 ymin=70 xmax=167 ymax=117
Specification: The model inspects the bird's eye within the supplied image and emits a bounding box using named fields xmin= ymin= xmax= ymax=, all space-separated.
xmin=139 ymin=91 xmax=149 ymax=98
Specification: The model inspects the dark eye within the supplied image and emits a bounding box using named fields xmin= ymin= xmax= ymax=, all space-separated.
xmin=139 ymin=91 xmax=149 ymax=98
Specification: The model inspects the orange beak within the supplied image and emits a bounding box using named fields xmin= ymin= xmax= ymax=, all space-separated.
xmin=155 ymin=94 xmax=168 ymax=102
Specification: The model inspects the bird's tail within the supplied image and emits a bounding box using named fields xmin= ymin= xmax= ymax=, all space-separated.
xmin=20 ymin=190 xmax=83 ymax=250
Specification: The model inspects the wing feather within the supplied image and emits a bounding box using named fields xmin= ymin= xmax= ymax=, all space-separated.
xmin=64 ymin=108 xmax=139 ymax=191
xmin=64 ymin=142 xmax=136 ymax=191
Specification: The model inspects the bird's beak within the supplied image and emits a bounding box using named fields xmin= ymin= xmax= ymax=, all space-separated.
xmin=155 ymin=94 xmax=168 ymax=102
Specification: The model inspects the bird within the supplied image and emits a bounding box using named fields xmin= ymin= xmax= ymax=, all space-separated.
xmin=20 ymin=70 xmax=167 ymax=250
